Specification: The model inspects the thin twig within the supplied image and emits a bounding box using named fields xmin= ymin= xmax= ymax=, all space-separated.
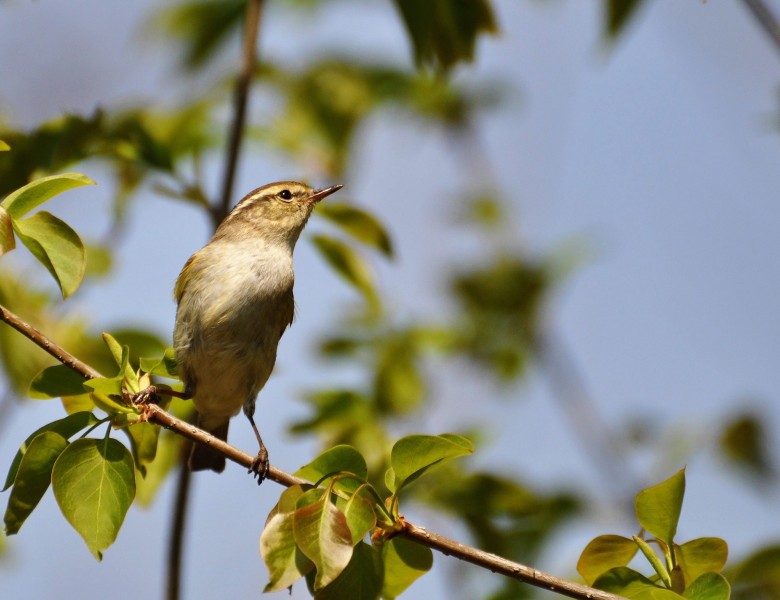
xmin=0 ymin=301 xmax=624 ymax=600
xmin=741 ymin=0 xmax=780 ymax=55
xmin=537 ymin=330 xmax=638 ymax=503
xmin=214 ymin=0 xmax=265 ymax=226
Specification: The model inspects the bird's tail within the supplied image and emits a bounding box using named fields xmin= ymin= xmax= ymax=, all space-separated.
xmin=188 ymin=416 xmax=229 ymax=473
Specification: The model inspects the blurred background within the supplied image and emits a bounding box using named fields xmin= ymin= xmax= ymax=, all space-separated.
xmin=1 ymin=0 xmax=779 ymax=598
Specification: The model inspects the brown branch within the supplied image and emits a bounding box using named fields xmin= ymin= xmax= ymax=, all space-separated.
xmin=214 ymin=0 xmax=265 ymax=226
xmin=0 ymin=301 xmax=624 ymax=600
xmin=741 ymin=0 xmax=780 ymax=55
xmin=166 ymin=439 xmax=193 ymax=600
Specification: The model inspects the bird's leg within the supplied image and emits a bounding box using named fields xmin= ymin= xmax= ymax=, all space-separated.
xmin=246 ymin=412 xmax=269 ymax=484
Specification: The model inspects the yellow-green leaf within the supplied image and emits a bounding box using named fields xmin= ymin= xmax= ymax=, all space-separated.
xmin=635 ymin=468 xmax=686 ymax=547
xmin=295 ymin=445 xmax=368 ymax=494
xmin=677 ymin=538 xmax=728 ymax=587
xmin=0 ymin=139 xmax=9 ymax=151
xmin=577 ymin=534 xmax=638 ymax=585
xmin=293 ymin=492 xmax=353 ymax=590
xmin=0 ymin=206 xmax=14 ymax=255
xmin=52 ymin=437 xmax=135 ymax=560
xmin=13 ymin=211 xmax=85 ymax=298
xmin=342 ymin=489 xmax=375 ymax=545
xmin=4 ymin=431 xmax=68 ymax=535
xmin=1 ymin=172 xmax=95 ymax=219
xmin=390 ymin=433 xmax=473 ymax=491
xmin=261 ymin=511 xmax=315 ymax=592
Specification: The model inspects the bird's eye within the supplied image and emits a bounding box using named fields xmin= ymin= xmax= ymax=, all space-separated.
xmin=278 ymin=189 xmax=292 ymax=201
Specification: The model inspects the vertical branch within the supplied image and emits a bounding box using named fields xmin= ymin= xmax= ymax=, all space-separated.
xmin=214 ymin=0 xmax=265 ymax=226
xmin=166 ymin=440 xmax=194 ymax=600
xmin=168 ymin=2 xmax=266 ymax=598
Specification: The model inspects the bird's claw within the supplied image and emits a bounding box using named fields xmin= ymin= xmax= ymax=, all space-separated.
xmin=132 ymin=386 xmax=161 ymax=407
xmin=248 ymin=447 xmax=269 ymax=485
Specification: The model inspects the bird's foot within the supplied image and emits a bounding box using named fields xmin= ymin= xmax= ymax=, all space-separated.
xmin=131 ymin=386 xmax=162 ymax=406
xmin=248 ymin=447 xmax=269 ymax=485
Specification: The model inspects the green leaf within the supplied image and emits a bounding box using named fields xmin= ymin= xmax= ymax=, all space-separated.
xmin=28 ymin=364 xmax=88 ymax=399
xmin=390 ymin=433 xmax=473 ymax=490
xmin=393 ymin=0 xmax=498 ymax=72
xmin=123 ymin=422 xmax=160 ymax=477
xmin=102 ymin=332 xmax=126 ymax=370
xmin=317 ymin=202 xmax=393 ymax=256
xmin=13 ymin=211 xmax=85 ymax=298
xmin=635 ymin=468 xmax=686 ymax=546
xmin=134 ymin=429 xmax=185 ymax=507
xmin=293 ymin=491 xmax=354 ymax=590
xmin=677 ymin=538 xmax=728 ymax=586
xmin=295 ymin=445 xmax=368 ymax=494
xmin=261 ymin=511 xmax=315 ymax=592
xmin=0 ymin=206 xmax=14 ymax=255
xmin=1 ymin=172 xmax=95 ymax=219
xmin=311 ymin=234 xmax=377 ymax=303
xmin=139 ymin=347 xmax=179 ymax=379
xmin=3 ymin=431 xmax=68 ymax=534
xmin=593 ymin=567 xmax=677 ymax=598
xmin=577 ymin=535 xmax=638 ymax=585
xmin=381 ymin=536 xmax=433 ymax=599
xmin=605 ymin=0 xmax=646 ymax=40
xmin=2 ymin=412 xmax=97 ymax=491
xmin=311 ymin=541 xmax=383 ymax=600
xmin=342 ymin=489 xmax=375 ymax=544
xmin=52 ymin=437 xmax=136 ymax=560
xmin=683 ymin=573 xmax=730 ymax=600
xmin=101 ymin=333 xmax=139 ymax=392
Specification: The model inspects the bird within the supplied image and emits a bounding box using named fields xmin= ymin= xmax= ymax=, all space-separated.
xmin=172 ymin=181 xmax=342 ymax=482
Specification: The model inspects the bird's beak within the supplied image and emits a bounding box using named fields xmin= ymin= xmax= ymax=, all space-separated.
xmin=308 ymin=184 xmax=343 ymax=203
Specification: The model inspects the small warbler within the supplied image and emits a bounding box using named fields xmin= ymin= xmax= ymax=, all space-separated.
xmin=173 ymin=181 xmax=342 ymax=481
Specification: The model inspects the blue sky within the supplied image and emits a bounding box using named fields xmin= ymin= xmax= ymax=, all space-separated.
xmin=1 ymin=1 xmax=779 ymax=598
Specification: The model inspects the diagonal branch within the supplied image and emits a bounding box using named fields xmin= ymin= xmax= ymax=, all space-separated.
xmin=741 ymin=0 xmax=780 ymax=55
xmin=0 ymin=302 xmax=624 ymax=600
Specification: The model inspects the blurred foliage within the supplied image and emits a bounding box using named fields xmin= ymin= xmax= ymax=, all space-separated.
xmin=159 ymin=0 xmax=247 ymax=69
xmin=719 ymin=410 xmax=775 ymax=484
xmin=605 ymin=0 xmax=648 ymax=39
xmin=256 ymin=58 xmax=502 ymax=177
xmin=451 ymin=256 xmax=549 ymax=380
xmin=393 ymin=0 xmax=498 ymax=72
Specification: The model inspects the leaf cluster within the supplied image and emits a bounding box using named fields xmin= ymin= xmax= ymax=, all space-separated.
xmin=261 ymin=435 xmax=472 ymax=598
xmin=578 ymin=469 xmax=730 ymax=599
